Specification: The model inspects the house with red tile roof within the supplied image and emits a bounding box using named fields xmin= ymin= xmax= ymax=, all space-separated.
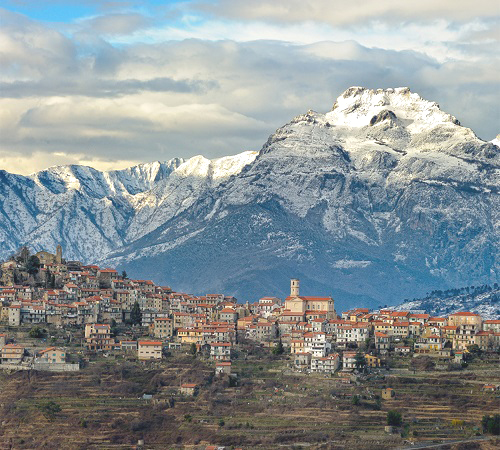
xmin=138 ymin=341 xmax=162 ymax=360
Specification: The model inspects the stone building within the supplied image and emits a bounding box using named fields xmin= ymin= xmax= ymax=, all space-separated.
xmin=36 ymin=245 xmax=63 ymax=266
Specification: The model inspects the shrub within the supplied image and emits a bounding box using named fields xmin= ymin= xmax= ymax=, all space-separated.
xmin=29 ymin=326 xmax=46 ymax=339
xmin=411 ymin=356 xmax=435 ymax=372
xmin=272 ymin=339 xmax=284 ymax=355
xmin=218 ymin=419 xmax=225 ymax=427
xmin=111 ymin=418 xmax=125 ymax=429
xmin=130 ymin=419 xmax=149 ymax=432
xmin=37 ymin=401 xmax=61 ymax=421
xmin=451 ymin=419 xmax=464 ymax=427
xmin=482 ymin=414 xmax=500 ymax=435
xmin=387 ymin=410 xmax=402 ymax=427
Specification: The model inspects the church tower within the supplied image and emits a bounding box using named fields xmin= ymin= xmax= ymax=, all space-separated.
xmin=56 ymin=245 xmax=63 ymax=264
xmin=290 ymin=278 xmax=300 ymax=297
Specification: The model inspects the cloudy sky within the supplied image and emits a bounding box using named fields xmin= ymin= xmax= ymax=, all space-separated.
xmin=1 ymin=0 xmax=498 ymax=174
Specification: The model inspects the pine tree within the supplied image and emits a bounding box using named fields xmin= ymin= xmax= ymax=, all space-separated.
xmin=26 ymin=255 xmax=40 ymax=276
xmin=387 ymin=410 xmax=402 ymax=427
xmin=354 ymin=351 xmax=367 ymax=372
xmin=272 ymin=338 xmax=284 ymax=355
xmin=130 ymin=301 xmax=142 ymax=326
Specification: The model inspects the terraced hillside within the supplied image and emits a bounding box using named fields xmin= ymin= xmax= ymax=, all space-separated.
xmin=0 ymin=351 xmax=499 ymax=449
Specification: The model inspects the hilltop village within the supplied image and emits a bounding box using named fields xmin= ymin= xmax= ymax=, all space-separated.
xmin=0 ymin=246 xmax=499 ymax=376
xmin=0 ymin=247 xmax=499 ymax=448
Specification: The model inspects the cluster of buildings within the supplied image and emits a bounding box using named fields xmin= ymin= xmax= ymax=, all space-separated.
xmin=0 ymin=331 xmax=77 ymax=371
xmin=1 ymin=248 xmax=499 ymax=376
xmin=286 ymin=306 xmax=500 ymax=374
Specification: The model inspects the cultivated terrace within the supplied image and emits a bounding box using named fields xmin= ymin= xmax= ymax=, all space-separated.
xmin=0 ymin=247 xmax=499 ymax=449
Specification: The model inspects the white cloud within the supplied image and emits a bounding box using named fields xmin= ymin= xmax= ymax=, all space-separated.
xmin=199 ymin=0 xmax=498 ymax=26
xmin=0 ymin=150 xmax=143 ymax=176
xmin=75 ymin=13 xmax=154 ymax=36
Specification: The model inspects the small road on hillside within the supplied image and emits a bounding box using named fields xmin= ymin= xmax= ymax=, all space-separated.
xmin=399 ymin=435 xmax=492 ymax=449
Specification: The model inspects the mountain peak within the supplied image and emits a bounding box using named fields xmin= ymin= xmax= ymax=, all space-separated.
xmin=328 ymin=86 xmax=461 ymax=130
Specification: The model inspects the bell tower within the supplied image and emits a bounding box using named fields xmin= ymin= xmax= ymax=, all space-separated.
xmin=290 ymin=278 xmax=300 ymax=297
xmin=56 ymin=245 xmax=63 ymax=264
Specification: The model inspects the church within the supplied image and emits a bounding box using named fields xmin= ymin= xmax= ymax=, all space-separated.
xmin=36 ymin=245 xmax=63 ymax=266
xmin=283 ymin=278 xmax=337 ymax=320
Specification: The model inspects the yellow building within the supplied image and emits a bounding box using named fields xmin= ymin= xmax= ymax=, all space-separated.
xmin=1 ymin=344 xmax=24 ymax=363
xmin=365 ymin=354 xmax=381 ymax=368
xmin=284 ymin=279 xmax=336 ymax=319
xmin=177 ymin=328 xmax=203 ymax=344
xmin=290 ymin=339 xmax=305 ymax=354
xmin=84 ymin=323 xmax=112 ymax=351
xmin=381 ymin=388 xmax=395 ymax=400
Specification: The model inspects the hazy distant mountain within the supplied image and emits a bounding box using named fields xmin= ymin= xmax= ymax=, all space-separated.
xmin=1 ymin=87 xmax=498 ymax=310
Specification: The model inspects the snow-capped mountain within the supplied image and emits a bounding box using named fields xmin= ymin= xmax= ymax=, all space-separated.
xmin=0 ymin=154 xmax=255 ymax=262
xmin=392 ymin=285 xmax=499 ymax=319
xmin=1 ymin=87 xmax=498 ymax=309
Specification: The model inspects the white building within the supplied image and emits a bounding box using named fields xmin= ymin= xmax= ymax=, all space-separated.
xmin=336 ymin=324 xmax=369 ymax=345
xmin=210 ymin=342 xmax=231 ymax=361
xmin=342 ymin=351 xmax=358 ymax=370
xmin=303 ymin=332 xmax=331 ymax=357
xmin=138 ymin=341 xmax=162 ymax=360
xmin=311 ymin=353 xmax=340 ymax=373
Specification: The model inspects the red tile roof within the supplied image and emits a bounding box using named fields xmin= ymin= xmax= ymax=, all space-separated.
xmin=138 ymin=341 xmax=162 ymax=346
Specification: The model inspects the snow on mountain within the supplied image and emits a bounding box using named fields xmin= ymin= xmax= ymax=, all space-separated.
xmin=328 ymin=86 xmax=461 ymax=131
xmin=125 ymin=151 xmax=257 ymax=241
xmin=30 ymin=159 xmax=183 ymax=197
xmin=0 ymin=87 xmax=498 ymax=309
xmin=0 ymin=153 xmax=255 ymax=262
xmin=393 ymin=286 xmax=500 ymax=319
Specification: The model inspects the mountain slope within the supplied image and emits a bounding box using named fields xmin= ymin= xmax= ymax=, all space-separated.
xmin=0 ymin=87 xmax=498 ymax=309
xmin=0 ymin=152 xmax=259 ymax=261
xmin=393 ymin=285 xmax=500 ymax=319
